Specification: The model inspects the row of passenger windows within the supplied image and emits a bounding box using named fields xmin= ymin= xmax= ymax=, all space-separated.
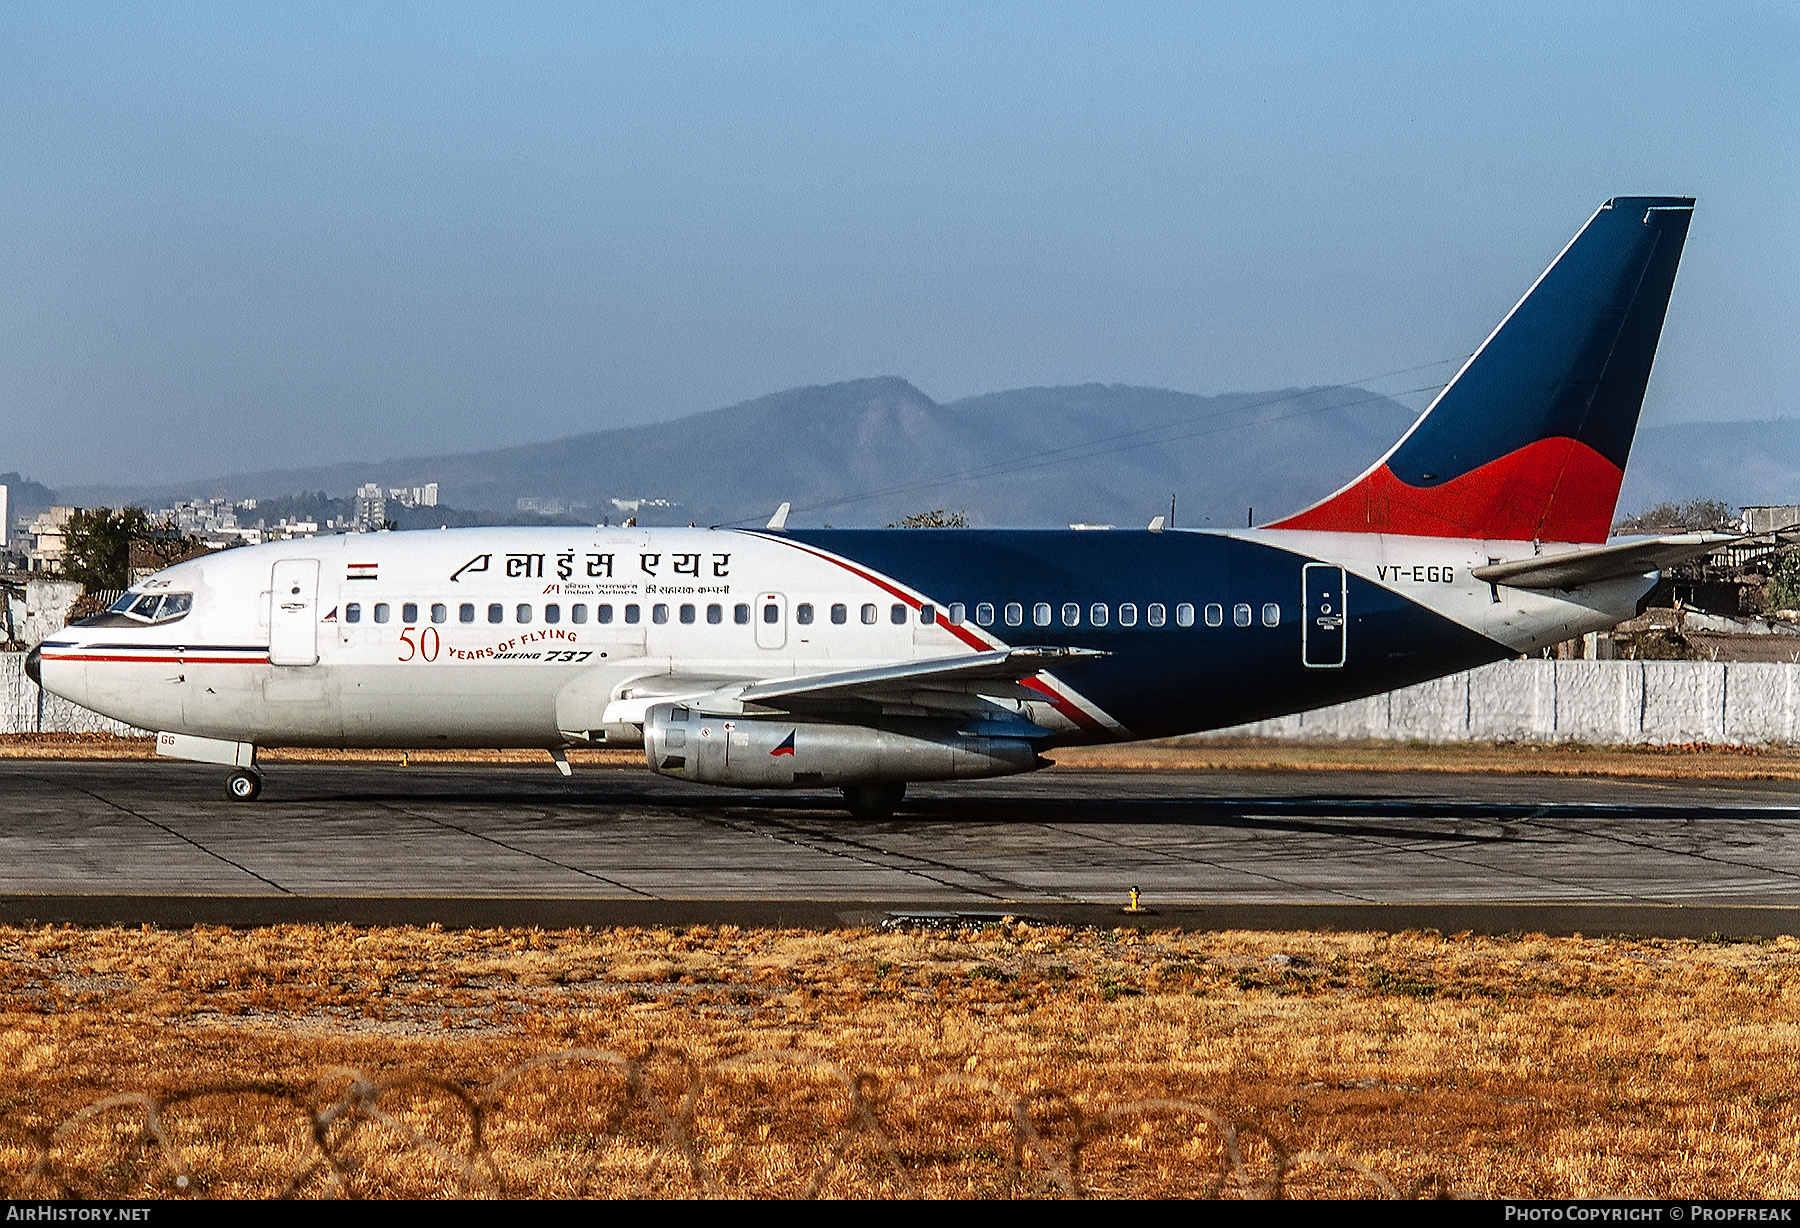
xmin=345 ymin=600 xmax=758 ymax=626
xmin=952 ymin=601 xmax=1279 ymax=629
xmin=341 ymin=598 xmax=1282 ymax=629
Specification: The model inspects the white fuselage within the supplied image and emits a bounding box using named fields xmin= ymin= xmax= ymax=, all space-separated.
xmin=36 ymin=524 xmax=1652 ymax=755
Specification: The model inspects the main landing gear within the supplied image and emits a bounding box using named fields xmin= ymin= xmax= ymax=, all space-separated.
xmin=841 ymin=781 xmax=905 ymax=819
xmin=226 ymin=769 xmax=263 ymax=802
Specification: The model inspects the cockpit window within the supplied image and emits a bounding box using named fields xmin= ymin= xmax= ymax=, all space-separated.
xmin=108 ymin=591 xmax=192 ymax=624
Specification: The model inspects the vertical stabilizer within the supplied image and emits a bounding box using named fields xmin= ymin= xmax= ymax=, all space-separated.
xmin=1271 ymin=197 xmax=1693 ymax=542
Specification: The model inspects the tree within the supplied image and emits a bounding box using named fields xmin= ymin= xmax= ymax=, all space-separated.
xmin=62 ymin=508 xmax=200 ymax=589
xmin=1613 ymin=498 xmax=1740 ymax=535
xmin=887 ymin=509 xmax=969 ymax=528
xmin=1769 ymin=550 xmax=1800 ymax=613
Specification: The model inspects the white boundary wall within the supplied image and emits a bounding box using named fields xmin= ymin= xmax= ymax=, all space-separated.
xmin=1209 ymin=659 xmax=1800 ymax=745
xmin=1 ymin=653 xmax=146 ymax=736
xmin=4 ymin=652 xmax=1799 ymax=746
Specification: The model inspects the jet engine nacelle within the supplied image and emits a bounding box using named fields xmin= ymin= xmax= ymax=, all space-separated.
xmin=642 ymin=704 xmax=1045 ymax=788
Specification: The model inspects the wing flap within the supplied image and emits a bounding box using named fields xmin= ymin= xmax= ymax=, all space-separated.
xmin=597 ymin=646 xmax=1105 ymax=725
xmin=737 ymin=646 xmax=1104 ymax=706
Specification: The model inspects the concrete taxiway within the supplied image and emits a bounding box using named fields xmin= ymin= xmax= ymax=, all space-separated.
xmin=2 ymin=760 xmax=1797 ymax=934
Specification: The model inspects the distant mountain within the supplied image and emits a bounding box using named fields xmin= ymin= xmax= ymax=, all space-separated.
xmin=48 ymin=379 xmax=1800 ymax=528
xmin=62 ymin=378 xmax=1419 ymax=528
xmin=0 ymin=472 xmax=57 ymax=533
xmin=1617 ymin=421 xmax=1800 ymax=514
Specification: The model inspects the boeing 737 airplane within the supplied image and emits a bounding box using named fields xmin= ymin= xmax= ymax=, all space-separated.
xmin=31 ymin=196 xmax=1720 ymax=815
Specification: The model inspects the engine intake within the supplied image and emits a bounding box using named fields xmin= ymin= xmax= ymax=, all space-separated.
xmin=643 ymin=704 xmax=1045 ymax=788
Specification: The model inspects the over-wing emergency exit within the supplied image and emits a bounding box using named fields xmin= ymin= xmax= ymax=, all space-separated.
xmin=31 ymin=197 xmax=1720 ymax=815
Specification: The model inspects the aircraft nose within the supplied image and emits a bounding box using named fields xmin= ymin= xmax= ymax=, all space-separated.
xmin=24 ymin=644 xmax=41 ymax=687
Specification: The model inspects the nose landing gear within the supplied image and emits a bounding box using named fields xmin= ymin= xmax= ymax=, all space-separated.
xmin=226 ymin=769 xmax=263 ymax=801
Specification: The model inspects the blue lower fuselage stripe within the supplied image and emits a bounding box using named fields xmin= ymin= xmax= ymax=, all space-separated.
xmin=789 ymin=529 xmax=1509 ymax=738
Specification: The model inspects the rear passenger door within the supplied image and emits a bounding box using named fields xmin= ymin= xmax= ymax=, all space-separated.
xmin=1302 ymin=563 xmax=1347 ymax=668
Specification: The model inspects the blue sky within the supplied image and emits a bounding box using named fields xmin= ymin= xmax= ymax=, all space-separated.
xmin=2 ymin=2 xmax=1795 ymax=485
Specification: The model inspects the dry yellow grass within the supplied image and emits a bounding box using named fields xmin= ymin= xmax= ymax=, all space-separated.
xmin=2 ymin=923 xmax=1798 ymax=1198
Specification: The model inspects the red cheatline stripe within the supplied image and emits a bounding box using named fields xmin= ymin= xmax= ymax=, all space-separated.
xmin=750 ymin=532 xmax=1113 ymax=735
xmin=42 ymin=653 xmax=269 ymax=664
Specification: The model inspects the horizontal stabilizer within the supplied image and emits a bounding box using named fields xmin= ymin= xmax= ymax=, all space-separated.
xmin=1471 ymin=533 xmax=1737 ymax=590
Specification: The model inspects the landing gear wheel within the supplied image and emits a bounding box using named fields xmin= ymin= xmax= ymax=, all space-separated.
xmin=841 ymin=781 xmax=905 ymax=819
xmin=226 ymin=769 xmax=263 ymax=802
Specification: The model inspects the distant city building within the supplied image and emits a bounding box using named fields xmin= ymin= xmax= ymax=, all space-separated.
xmin=0 ymin=484 xmax=8 ymax=549
xmin=353 ymin=483 xmax=387 ymax=532
xmin=269 ymin=519 xmax=320 ymax=539
xmin=517 ymin=496 xmax=564 ymax=515
xmin=388 ymin=482 xmax=439 ymax=509
xmin=607 ymin=497 xmax=677 ymax=515
xmin=148 ymin=497 xmax=265 ymax=547
xmin=1743 ymin=505 xmax=1800 ymax=535
xmin=26 ymin=506 xmax=77 ymax=573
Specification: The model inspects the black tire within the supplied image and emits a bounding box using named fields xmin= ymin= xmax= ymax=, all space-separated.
xmin=226 ymin=769 xmax=263 ymax=802
xmin=841 ymin=780 xmax=905 ymax=819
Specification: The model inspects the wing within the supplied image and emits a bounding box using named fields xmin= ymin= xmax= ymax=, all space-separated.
xmin=596 ymin=646 xmax=1105 ymax=728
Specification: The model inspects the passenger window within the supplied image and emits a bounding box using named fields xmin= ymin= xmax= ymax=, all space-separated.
xmin=1118 ymin=603 xmax=1137 ymax=627
xmin=861 ymin=603 xmax=877 ymax=625
xmin=430 ymin=603 xmax=447 ymax=624
xmin=1234 ymin=603 xmax=1252 ymax=627
xmin=978 ymin=603 xmax=996 ymax=626
xmin=1147 ymin=603 xmax=1166 ymax=627
xmin=679 ymin=603 xmax=695 ymax=624
xmin=1033 ymin=603 xmax=1052 ymax=627
xmin=1205 ymin=603 xmax=1223 ymax=627
xmin=763 ymin=603 xmax=780 ymax=624
xmin=735 ymin=603 xmax=750 ymax=625
xmin=890 ymin=604 xmax=906 ymax=625
xmin=488 ymin=603 xmax=504 ymax=624
xmin=1262 ymin=603 xmax=1280 ymax=627
xmin=402 ymin=602 xmax=418 ymax=624
xmin=1061 ymin=603 xmax=1080 ymax=626
xmin=345 ymin=603 xmax=362 ymax=624
xmin=653 ymin=604 xmax=669 ymax=624
xmin=919 ymin=604 xmax=935 ymax=625
xmin=460 ymin=603 xmax=475 ymax=624
xmin=707 ymin=603 xmax=723 ymax=624
xmin=374 ymin=603 xmax=391 ymax=624
xmin=1176 ymin=603 xmax=1195 ymax=627
xmin=948 ymin=602 xmax=965 ymax=625
xmin=1090 ymin=603 xmax=1108 ymax=627
xmin=1004 ymin=603 xmax=1022 ymax=627
xmin=831 ymin=603 xmax=848 ymax=625
xmin=624 ymin=604 xmax=641 ymax=624
xmin=516 ymin=603 xmax=532 ymax=624
xmin=796 ymin=603 xmax=814 ymax=625
xmin=544 ymin=603 xmax=560 ymax=624
xmin=596 ymin=604 xmax=613 ymax=624
xmin=572 ymin=604 xmax=588 ymax=624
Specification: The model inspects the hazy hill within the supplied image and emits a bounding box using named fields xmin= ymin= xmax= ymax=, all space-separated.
xmin=1616 ymin=421 xmax=1800 ymax=515
xmin=44 ymin=379 xmax=1800 ymax=528
xmin=61 ymin=379 xmax=1419 ymax=528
